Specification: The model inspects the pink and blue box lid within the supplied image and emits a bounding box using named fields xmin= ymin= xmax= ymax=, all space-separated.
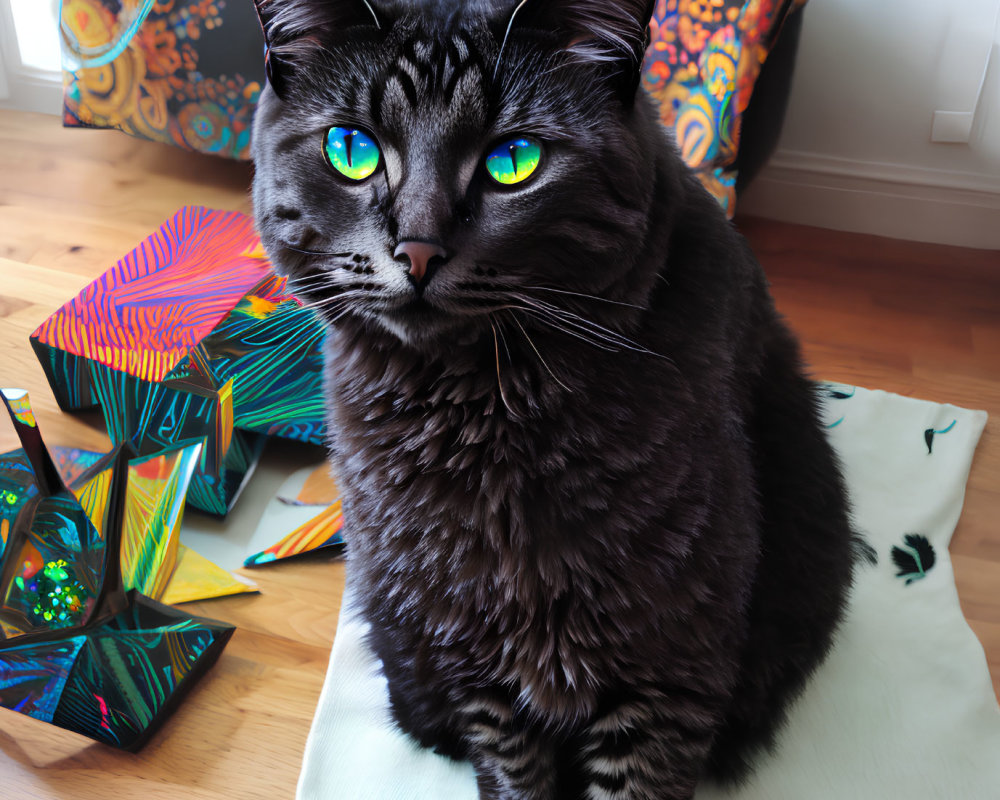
xmin=30 ymin=206 xmax=326 ymax=518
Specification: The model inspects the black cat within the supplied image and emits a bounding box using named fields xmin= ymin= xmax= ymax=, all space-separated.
xmin=251 ymin=2 xmax=861 ymax=797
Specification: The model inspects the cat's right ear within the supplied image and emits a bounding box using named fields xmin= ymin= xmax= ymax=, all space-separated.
xmin=494 ymin=0 xmax=655 ymax=102
xmin=253 ymin=0 xmax=382 ymax=97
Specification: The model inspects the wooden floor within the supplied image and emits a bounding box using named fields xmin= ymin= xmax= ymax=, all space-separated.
xmin=0 ymin=109 xmax=997 ymax=799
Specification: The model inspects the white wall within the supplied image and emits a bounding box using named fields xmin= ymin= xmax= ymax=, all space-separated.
xmin=740 ymin=0 xmax=1000 ymax=250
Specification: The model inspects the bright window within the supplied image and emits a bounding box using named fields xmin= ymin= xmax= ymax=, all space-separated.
xmin=0 ymin=0 xmax=63 ymax=112
xmin=9 ymin=0 xmax=61 ymax=72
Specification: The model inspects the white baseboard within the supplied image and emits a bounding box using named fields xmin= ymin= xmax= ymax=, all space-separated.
xmin=738 ymin=150 xmax=1000 ymax=251
xmin=0 ymin=70 xmax=62 ymax=115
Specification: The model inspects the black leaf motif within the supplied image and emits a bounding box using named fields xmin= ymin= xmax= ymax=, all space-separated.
xmin=891 ymin=534 xmax=936 ymax=585
xmin=824 ymin=385 xmax=856 ymax=400
xmin=924 ymin=419 xmax=956 ymax=454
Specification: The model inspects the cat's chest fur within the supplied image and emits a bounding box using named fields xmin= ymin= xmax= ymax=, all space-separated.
xmin=325 ymin=322 xmax=752 ymax=717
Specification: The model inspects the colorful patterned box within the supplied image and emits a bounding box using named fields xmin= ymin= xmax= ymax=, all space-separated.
xmin=0 ymin=388 xmax=236 ymax=751
xmin=30 ymin=206 xmax=327 ymax=516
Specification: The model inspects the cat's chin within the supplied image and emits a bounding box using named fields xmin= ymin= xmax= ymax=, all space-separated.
xmin=374 ymin=299 xmax=478 ymax=348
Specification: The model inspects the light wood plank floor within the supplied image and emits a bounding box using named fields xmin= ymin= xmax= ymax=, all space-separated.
xmin=0 ymin=110 xmax=997 ymax=799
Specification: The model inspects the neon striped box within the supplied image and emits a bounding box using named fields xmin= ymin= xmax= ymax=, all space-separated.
xmin=30 ymin=206 xmax=327 ymax=515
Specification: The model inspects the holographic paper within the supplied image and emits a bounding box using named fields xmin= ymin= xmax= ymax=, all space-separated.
xmin=0 ymin=392 xmax=104 ymax=640
xmin=120 ymin=445 xmax=201 ymax=599
xmin=0 ymin=637 xmax=84 ymax=723
xmin=161 ymin=544 xmax=256 ymax=605
xmin=48 ymin=592 xmax=234 ymax=750
xmin=0 ymin=389 xmax=235 ymax=750
xmin=46 ymin=446 xmax=255 ymax=605
xmin=30 ymin=206 xmax=327 ymax=516
xmin=33 ymin=208 xmax=272 ymax=385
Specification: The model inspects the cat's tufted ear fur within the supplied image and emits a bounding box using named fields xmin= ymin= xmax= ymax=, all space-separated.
xmin=253 ymin=0 xmax=382 ymax=96
xmin=499 ymin=0 xmax=655 ymax=99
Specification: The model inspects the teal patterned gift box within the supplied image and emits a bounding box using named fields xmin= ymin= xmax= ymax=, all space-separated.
xmin=29 ymin=206 xmax=327 ymax=516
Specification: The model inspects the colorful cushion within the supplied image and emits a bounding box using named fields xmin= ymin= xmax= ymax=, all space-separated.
xmin=642 ymin=0 xmax=808 ymax=216
xmin=60 ymin=0 xmax=265 ymax=159
xmin=59 ymin=0 xmax=804 ymax=206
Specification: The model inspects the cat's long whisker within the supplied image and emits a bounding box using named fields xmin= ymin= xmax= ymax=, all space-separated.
xmin=524 ymin=285 xmax=647 ymax=311
xmin=516 ymin=305 xmax=661 ymax=360
xmin=298 ymin=285 xmax=369 ymax=300
xmin=506 ymin=304 xmax=617 ymax=353
xmin=547 ymin=312 xmax=656 ymax=355
xmin=288 ymin=268 xmax=368 ymax=289
xmin=287 ymin=272 xmax=338 ymax=286
xmin=288 ymin=281 xmax=337 ymax=297
xmin=510 ymin=315 xmax=573 ymax=393
xmin=286 ymin=274 xmax=350 ymax=294
xmin=294 ymin=289 xmax=356 ymax=307
xmin=277 ymin=242 xmax=353 ymax=258
xmin=296 ymin=293 xmax=353 ymax=311
xmin=498 ymin=301 xmax=623 ymax=353
xmin=517 ymin=308 xmax=622 ymax=353
xmin=296 ymin=290 xmax=368 ymax=317
xmin=495 ymin=317 xmax=514 ymax=365
xmin=512 ymin=295 xmax=668 ymax=359
xmin=525 ymin=300 xmax=667 ymax=359
xmin=490 ymin=320 xmax=519 ymax=419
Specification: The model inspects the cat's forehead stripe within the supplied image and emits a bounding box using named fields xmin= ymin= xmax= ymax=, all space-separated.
xmin=373 ymin=32 xmax=487 ymax=128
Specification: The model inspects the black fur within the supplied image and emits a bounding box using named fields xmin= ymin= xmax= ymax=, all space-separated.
xmin=251 ymin=2 xmax=860 ymax=797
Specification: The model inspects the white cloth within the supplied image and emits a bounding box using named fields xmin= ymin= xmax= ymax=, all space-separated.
xmin=297 ymin=386 xmax=998 ymax=800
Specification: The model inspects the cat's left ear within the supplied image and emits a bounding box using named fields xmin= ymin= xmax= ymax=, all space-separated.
xmin=253 ymin=0 xmax=382 ymax=97
xmin=497 ymin=0 xmax=655 ymax=101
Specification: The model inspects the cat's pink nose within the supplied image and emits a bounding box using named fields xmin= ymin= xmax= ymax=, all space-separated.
xmin=394 ymin=240 xmax=448 ymax=286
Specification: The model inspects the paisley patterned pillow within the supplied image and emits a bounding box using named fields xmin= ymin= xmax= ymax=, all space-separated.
xmin=60 ymin=0 xmax=265 ymax=159
xmin=642 ymin=0 xmax=808 ymax=216
xmin=59 ymin=0 xmax=804 ymax=204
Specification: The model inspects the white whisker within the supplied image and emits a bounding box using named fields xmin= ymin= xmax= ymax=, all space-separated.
xmin=517 ymin=308 xmax=622 ymax=353
xmin=524 ymin=285 xmax=647 ymax=311
xmin=512 ymin=295 xmax=670 ymax=360
xmin=510 ymin=315 xmax=573 ymax=393
xmin=490 ymin=320 xmax=519 ymax=419
xmin=277 ymin=241 xmax=353 ymax=258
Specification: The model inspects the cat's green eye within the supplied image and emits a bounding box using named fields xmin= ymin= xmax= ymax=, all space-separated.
xmin=485 ymin=136 xmax=542 ymax=186
xmin=323 ymin=126 xmax=381 ymax=181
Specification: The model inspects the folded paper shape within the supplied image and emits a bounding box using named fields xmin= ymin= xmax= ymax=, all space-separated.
xmin=245 ymin=501 xmax=345 ymax=567
xmin=162 ymin=544 xmax=256 ymax=605
xmin=0 ymin=388 xmax=236 ymax=750
xmin=30 ymin=206 xmax=327 ymax=516
xmin=44 ymin=446 xmax=256 ymax=604
xmin=3 ymin=591 xmax=234 ymax=750
xmin=243 ymin=464 xmax=344 ymax=567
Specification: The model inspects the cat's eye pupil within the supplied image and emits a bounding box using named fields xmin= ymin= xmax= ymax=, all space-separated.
xmin=324 ymin=126 xmax=380 ymax=181
xmin=485 ymin=136 xmax=542 ymax=186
